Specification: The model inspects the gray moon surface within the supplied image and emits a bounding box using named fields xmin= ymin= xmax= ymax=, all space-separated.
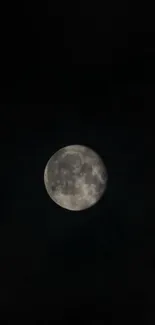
xmin=44 ymin=145 xmax=108 ymax=211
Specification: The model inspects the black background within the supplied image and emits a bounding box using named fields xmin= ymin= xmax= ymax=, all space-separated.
xmin=0 ymin=1 xmax=154 ymax=323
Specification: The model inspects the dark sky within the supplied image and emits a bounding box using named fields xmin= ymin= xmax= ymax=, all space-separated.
xmin=0 ymin=1 xmax=154 ymax=323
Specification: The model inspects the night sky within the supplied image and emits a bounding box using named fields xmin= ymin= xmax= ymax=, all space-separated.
xmin=0 ymin=1 xmax=154 ymax=323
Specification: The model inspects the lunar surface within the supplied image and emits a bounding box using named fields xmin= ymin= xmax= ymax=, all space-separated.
xmin=44 ymin=145 xmax=108 ymax=211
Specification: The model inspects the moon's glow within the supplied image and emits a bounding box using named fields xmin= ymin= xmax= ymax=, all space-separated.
xmin=44 ymin=145 xmax=108 ymax=211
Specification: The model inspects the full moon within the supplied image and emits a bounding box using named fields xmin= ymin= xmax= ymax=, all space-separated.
xmin=44 ymin=145 xmax=108 ymax=211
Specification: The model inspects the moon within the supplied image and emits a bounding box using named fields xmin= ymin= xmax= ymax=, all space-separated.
xmin=44 ymin=145 xmax=108 ymax=211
